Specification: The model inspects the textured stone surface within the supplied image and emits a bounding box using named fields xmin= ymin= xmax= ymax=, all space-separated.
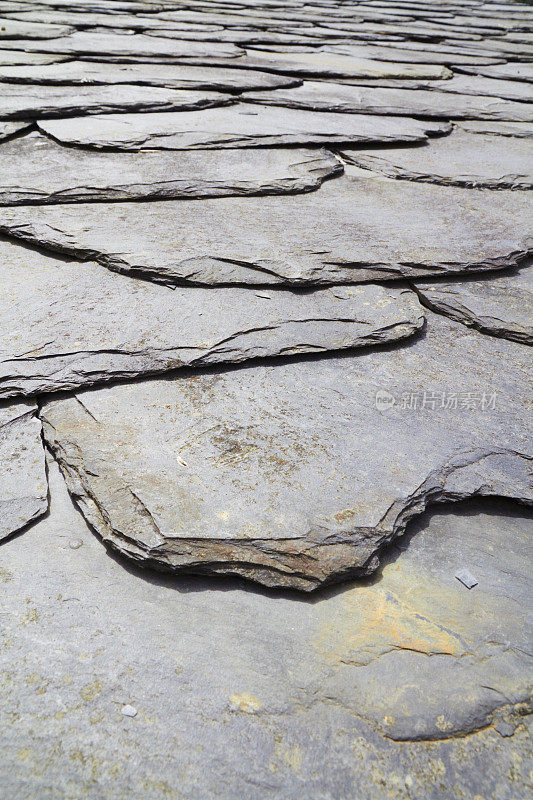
xmin=354 ymin=73 xmax=533 ymax=103
xmin=0 ymin=60 xmax=302 ymax=91
xmin=0 ymin=31 xmax=244 ymax=59
xmin=0 ymin=401 xmax=47 ymax=542
xmin=0 ymin=82 xmax=231 ymax=120
xmin=457 ymin=120 xmax=533 ymax=137
xmin=1 ymin=170 xmax=530 ymax=286
xmin=0 ymin=49 xmax=69 ymax=65
xmin=36 ymin=104 xmax=450 ymax=149
xmin=40 ymin=312 xmax=532 ymax=591
xmin=243 ymin=81 xmax=533 ymax=121
xmin=339 ymin=129 xmax=532 ymax=189
xmin=0 ymin=457 xmax=531 ymax=798
xmin=217 ymin=49 xmax=452 ymax=79
xmin=413 ymin=265 xmax=533 ymax=344
xmin=0 ymin=119 xmax=30 ymax=141
xmin=458 ymin=62 xmax=533 ymax=82
xmin=0 ymin=238 xmax=424 ymax=397
xmin=0 ymin=16 xmax=73 ymax=39
xmin=0 ymin=132 xmax=343 ymax=204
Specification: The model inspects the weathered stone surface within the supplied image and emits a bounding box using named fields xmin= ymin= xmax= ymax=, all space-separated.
xmin=40 ymin=312 xmax=532 ymax=591
xmin=0 ymin=238 xmax=424 ymax=397
xmin=287 ymin=41 xmax=507 ymax=66
xmin=346 ymin=73 xmax=533 ymax=102
xmin=339 ymin=130 xmax=533 ymax=189
xmin=0 ymin=455 xmax=531 ymax=796
xmin=0 ymin=82 xmax=231 ymax=120
xmin=0 ymin=132 xmax=343 ymax=204
xmin=457 ymin=120 xmax=533 ymax=137
xmin=0 ymin=31 xmax=244 ymax=59
xmin=0 ymin=119 xmax=30 ymax=141
xmin=243 ymin=80 xmax=533 ymax=121
xmin=458 ymin=62 xmax=533 ymax=82
xmin=218 ymin=49 xmax=452 ymax=79
xmin=0 ymin=49 xmax=69 ymax=65
xmin=0 ymin=60 xmax=302 ymax=91
xmin=37 ymin=104 xmax=450 ymax=149
xmin=413 ymin=265 xmax=533 ymax=344
xmin=0 ymin=401 xmax=47 ymax=541
xmin=0 ymin=16 xmax=73 ymax=39
xmin=1 ymin=170 xmax=530 ymax=286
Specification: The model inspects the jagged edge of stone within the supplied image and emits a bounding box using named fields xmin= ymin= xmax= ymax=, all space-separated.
xmin=0 ymin=148 xmax=345 ymax=206
xmin=410 ymin=280 xmax=533 ymax=345
xmin=0 ymin=304 xmax=424 ymax=399
xmin=1 ymin=221 xmax=532 ymax=287
xmin=40 ymin=412 xmax=533 ymax=591
xmin=338 ymin=150 xmax=533 ymax=191
xmin=0 ymin=404 xmax=49 ymax=541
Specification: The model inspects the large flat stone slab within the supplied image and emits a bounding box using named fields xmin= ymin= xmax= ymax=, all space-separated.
xmin=40 ymin=312 xmax=532 ymax=591
xmin=413 ymin=265 xmax=533 ymax=344
xmin=0 ymin=31 xmax=244 ymax=60
xmin=0 ymin=82 xmax=231 ymax=120
xmin=458 ymin=62 xmax=533 ymax=82
xmin=243 ymin=81 xmax=533 ymax=121
xmin=36 ymin=104 xmax=451 ymax=149
xmin=1 ymin=170 xmax=530 ymax=286
xmin=346 ymin=73 xmax=533 ymax=102
xmin=1 ymin=455 xmax=531 ymax=795
xmin=0 ymin=60 xmax=302 ymax=91
xmin=0 ymin=49 xmax=69 ymax=65
xmin=339 ymin=129 xmax=532 ymax=189
xmin=220 ymin=49 xmax=452 ymax=80
xmin=0 ymin=16 xmax=73 ymax=39
xmin=0 ymin=132 xmax=343 ymax=204
xmin=0 ymin=238 xmax=425 ymax=397
xmin=457 ymin=120 xmax=533 ymax=137
xmin=0 ymin=401 xmax=47 ymax=542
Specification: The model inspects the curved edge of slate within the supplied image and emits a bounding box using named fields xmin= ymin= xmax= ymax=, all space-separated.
xmin=0 ymin=402 xmax=48 ymax=542
xmin=0 ymin=286 xmax=425 ymax=399
xmin=411 ymin=282 xmax=533 ymax=344
xmin=0 ymin=148 xmax=345 ymax=206
xmin=39 ymin=424 xmax=533 ymax=591
xmin=338 ymin=150 xmax=533 ymax=191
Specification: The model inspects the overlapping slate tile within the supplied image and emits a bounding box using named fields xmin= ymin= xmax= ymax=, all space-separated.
xmin=40 ymin=311 xmax=532 ymax=590
xmin=36 ymin=104 xmax=451 ymax=149
xmin=0 ymin=82 xmax=232 ymax=120
xmin=458 ymin=62 xmax=533 ymax=82
xmin=413 ymin=265 xmax=533 ymax=344
xmin=457 ymin=120 xmax=533 ymax=136
xmin=0 ymin=401 xmax=47 ymax=542
xmin=1 ymin=170 xmax=529 ymax=286
xmin=243 ymin=81 xmax=533 ymax=120
xmin=0 ymin=238 xmax=426 ymax=397
xmin=0 ymin=31 xmax=244 ymax=59
xmin=0 ymin=17 xmax=73 ymax=39
xmin=0 ymin=120 xmax=30 ymax=142
xmin=0 ymin=60 xmax=302 ymax=91
xmin=0 ymin=49 xmax=69 ymax=65
xmin=339 ymin=129 xmax=532 ymax=189
xmin=0 ymin=132 xmax=343 ymax=204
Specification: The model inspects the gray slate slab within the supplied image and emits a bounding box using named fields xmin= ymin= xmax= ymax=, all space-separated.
xmin=0 ymin=16 xmax=73 ymax=38
xmin=0 ymin=132 xmax=343 ymax=204
xmin=0 ymin=82 xmax=232 ymax=120
xmin=0 ymin=49 xmax=69 ymax=65
xmin=0 ymin=31 xmax=244 ymax=59
xmin=457 ymin=120 xmax=533 ymax=137
xmin=1 ymin=170 xmax=530 ymax=286
xmin=36 ymin=104 xmax=451 ymax=149
xmin=342 ymin=73 xmax=533 ymax=102
xmin=0 ymin=60 xmax=302 ymax=91
xmin=243 ymin=81 xmax=533 ymax=121
xmin=458 ymin=62 xmax=533 ymax=82
xmin=40 ymin=311 xmax=532 ymax=591
xmin=339 ymin=129 xmax=533 ymax=189
xmin=0 ymin=239 xmax=425 ymax=397
xmin=0 ymin=456 xmax=531 ymax=795
xmin=215 ymin=49 xmax=452 ymax=80
xmin=0 ymin=401 xmax=47 ymax=542
xmin=413 ymin=265 xmax=533 ymax=344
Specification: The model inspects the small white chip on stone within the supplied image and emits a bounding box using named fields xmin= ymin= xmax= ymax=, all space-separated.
xmin=455 ymin=569 xmax=478 ymax=589
xmin=121 ymin=705 xmax=138 ymax=718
